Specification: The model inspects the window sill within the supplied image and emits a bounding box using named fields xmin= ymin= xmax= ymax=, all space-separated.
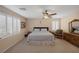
xmin=0 ymin=33 xmax=11 ymax=40
xmin=0 ymin=32 xmax=21 ymax=40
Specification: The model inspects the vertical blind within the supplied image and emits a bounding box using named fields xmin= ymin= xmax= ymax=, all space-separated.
xmin=0 ymin=12 xmax=21 ymax=38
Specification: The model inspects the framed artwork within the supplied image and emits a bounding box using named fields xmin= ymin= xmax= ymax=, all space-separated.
xmin=21 ymin=22 xmax=26 ymax=28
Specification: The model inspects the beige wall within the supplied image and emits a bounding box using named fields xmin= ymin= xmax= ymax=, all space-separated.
xmin=27 ymin=16 xmax=79 ymax=33
xmin=26 ymin=18 xmax=53 ymax=31
xmin=26 ymin=18 xmax=62 ymax=32
xmin=0 ymin=6 xmax=27 ymax=52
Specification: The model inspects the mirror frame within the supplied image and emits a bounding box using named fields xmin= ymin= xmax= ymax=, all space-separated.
xmin=69 ymin=19 xmax=79 ymax=33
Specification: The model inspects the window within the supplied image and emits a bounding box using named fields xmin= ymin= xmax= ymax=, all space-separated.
xmin=7 ymin=15 xmax=13 ymax=34
xmin=0 ymin=13 xmax=7 ymax=37
xmin=13 ymin=17 xmax=21 ymax=33
xmin=52 ymin=19 xmax=60 ymax=31
xmin=13 ymin=17 xmax=17 ymax=33
xmin=16 ymin=18 xmax=21 ymax=32
xmin=0 ymin=12 xmax=21 ymax=38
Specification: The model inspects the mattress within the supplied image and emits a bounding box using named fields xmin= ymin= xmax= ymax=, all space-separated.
xmin=27 ymin=31 xmax=55 ymax=43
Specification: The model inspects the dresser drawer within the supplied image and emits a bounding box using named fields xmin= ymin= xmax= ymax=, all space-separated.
xmin=63 ymin=32 xmax=79 ymax=47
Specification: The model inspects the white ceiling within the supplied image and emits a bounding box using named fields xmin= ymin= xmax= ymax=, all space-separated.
xmin=3 ymin=5 xmax=79 ymax=19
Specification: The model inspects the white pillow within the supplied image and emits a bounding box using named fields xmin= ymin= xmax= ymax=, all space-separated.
xmin=77 ymin=28 xmax=79 ymax=30
xmin=41 ymin=29 xmax=47 ymax=31
xmin=34 ymin=29 xmax=40 ymax=31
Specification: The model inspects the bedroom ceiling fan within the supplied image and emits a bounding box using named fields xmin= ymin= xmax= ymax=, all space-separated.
xmin=42 ymin=10 xmax=57 ymax=19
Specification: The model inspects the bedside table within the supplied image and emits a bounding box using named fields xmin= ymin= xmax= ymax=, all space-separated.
xmin=25 ymin=31 xmax=32 ymax=37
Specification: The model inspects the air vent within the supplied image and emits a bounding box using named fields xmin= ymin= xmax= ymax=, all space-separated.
xmin=19 ymin=8 xmax=26 ymax=11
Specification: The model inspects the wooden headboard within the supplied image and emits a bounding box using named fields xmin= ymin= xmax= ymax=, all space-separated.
xmin=33 ymin=27 xmax=49 ymax=31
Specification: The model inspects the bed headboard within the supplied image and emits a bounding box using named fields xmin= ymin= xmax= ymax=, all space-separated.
xmin=33 ymin=27 xmax=49 ymax=31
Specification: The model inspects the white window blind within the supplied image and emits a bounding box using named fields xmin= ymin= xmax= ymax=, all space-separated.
xmin=52 ymin=20 xmax=60 ymax=31
xmin=13 ymin=17 xmax=21 ymax=33
xmin=7 ymin=15 xmax=13 ymax=34
xmin=16 ymin=19 xmax=21 ymax=32
xmin=13 ymin=17 xmax=17 ymax=33
xmin=0 ymin=12 xmax=21 ymax=38
xmin=0 ymin=13 xmax=6 ymax=36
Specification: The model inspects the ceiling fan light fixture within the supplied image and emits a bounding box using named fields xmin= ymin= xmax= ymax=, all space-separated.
xmin=43 ymin=14 xmax=51 ymax=19
xmin=44 ymin=16 xmax=49 ymax=19
xmin=42 ymin=9 xmax=57 ymax=19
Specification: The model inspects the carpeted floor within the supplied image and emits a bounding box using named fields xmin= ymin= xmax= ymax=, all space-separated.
xmin=5 ymin=38 xmax=79 ymax=53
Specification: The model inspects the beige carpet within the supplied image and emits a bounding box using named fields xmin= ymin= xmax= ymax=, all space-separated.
xmin=5 ymin=38 xmax=79 ymax=53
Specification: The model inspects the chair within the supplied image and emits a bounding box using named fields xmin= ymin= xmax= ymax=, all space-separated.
xmin=54 ymin=29 xmax=63 ymax=39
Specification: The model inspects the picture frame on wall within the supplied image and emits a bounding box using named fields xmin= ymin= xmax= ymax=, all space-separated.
xmin=21 ymin=22 xmax=26 ymax=28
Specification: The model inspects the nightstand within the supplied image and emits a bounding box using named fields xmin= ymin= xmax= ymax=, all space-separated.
xmin=25 ymin=31 xmax=32 ymax=37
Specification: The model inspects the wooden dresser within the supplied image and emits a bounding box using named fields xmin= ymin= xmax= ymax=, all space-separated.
xmin=63 ymin=32 xmax=79 ymax=47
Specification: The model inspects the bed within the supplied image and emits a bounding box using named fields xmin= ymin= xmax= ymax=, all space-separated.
xmin=27 ymin=27 xmax=55 ymax=45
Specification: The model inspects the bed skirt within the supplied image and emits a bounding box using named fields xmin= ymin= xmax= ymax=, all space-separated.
xmin=27 ymin=41 xmax=55 ymax=46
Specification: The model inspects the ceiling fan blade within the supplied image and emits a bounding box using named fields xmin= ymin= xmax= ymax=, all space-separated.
xmin=50 ymin=13 xmax=57 ymax=15
xmin=42 ymin=9 xmax=57 ymax=18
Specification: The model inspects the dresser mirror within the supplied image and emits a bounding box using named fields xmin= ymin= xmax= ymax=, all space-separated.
xmin=69 ymin=19 xmax=79 ymax=34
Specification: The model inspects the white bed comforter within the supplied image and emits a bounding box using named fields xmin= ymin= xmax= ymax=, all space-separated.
xmin=27 ymin=31 xmax=55 ymax=43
